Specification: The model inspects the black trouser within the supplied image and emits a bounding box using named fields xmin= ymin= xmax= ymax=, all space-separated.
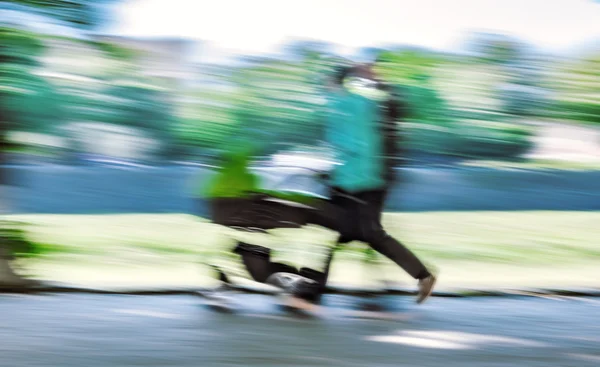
xmin=233 ymin=187 xmax=430 ymax=302
xmin=306 ymin=188 xmax=431 ymax=300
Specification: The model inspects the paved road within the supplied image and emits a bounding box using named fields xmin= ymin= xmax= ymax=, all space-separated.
xmin=0 ymin=294 xmax=599 ymax=367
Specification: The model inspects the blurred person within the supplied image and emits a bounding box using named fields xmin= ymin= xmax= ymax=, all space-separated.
xmin=256 ymin=63 xmax=437 ymax=310
xmin=303 ymin=63 xmax=437 ymax=305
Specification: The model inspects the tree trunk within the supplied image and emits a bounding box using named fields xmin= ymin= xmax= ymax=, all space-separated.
xmin=0 ymin=245 xmax=25 ymax=287
xmin=0 ymin=184 xmax=38 ymax=288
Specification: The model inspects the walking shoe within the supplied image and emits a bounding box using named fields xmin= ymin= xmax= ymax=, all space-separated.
xmin=416 ymin=274 xmax=437 ymax=304
xmin=266 ymin=272 xmax=315 ymax=292
xmin=266 ymin=272 xmax=319 ymax=316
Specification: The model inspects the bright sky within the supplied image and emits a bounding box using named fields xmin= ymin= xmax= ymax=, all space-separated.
xmin=111 ymin=0 xmax=600 ymax=61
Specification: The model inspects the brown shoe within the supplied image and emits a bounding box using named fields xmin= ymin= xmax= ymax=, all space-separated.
xmin=416 ymin=274 xmax=437 ymax=304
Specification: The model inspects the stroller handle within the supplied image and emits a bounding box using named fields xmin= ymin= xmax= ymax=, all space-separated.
xmin=256 ymin=165 xmax=331 ymax=190
xmin=259 ymin=165 xmax=365 ymax=205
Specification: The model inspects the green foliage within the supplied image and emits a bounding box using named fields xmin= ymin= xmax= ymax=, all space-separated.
xmin=8 ymin=0 xmax=116 ymax=30
xmin=180 ymin=57 xmax=331 ymax=158
xmin=0 ymin=27 xmax=44 ymax=66
xmin=550 ymin=51 xmax=600 ymax=124
xmin=0 ymin=221 xmax=38 ymax=258
xmin=179 ymin=46 xmax=536 ymax=160
xmin=60 ymin=79 xmax=175 ymax=129
xmin=553 ymin=101 xmax=600 ymax=124
xmin=449 ymin=119 xmax=534 ymax=158
xmin=177 ymin=94 xmax=241 ymax=151
xmin=234 ymin=61 xmax=325 ymax=147
xmin=59 ymin=85 xmax=108 ymax=123
xmin=402 ymin=78 xmax=452 ymax=124
xmin=90 ymin=40 xmax=139 ymax=61
xmin=403 ymin=122 xmax=456 ymax=155
xmin=0 ymin=64 xmax=65 ymax=134
xmin=376 ymin=49 xmax=442 ymax=84
xmin=498 ymin=85 xmax=547 ymax=117
xmin=1 ymin=1 xmax=125 ymax=164
xmin=0 ymin=27 xmax=65 ymax=153
xmin=102 ymin=82 xmax=174 ymax=135
xmin=468 ymin=32 xmax=524 ymax=65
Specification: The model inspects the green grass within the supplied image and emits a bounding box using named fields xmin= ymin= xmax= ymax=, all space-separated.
xmin=4 ymin=211 xmax=599 ymax=265
xmin=3 ymin=212 xmax=599 ymax=289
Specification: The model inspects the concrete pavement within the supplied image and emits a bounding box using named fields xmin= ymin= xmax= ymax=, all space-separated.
xmin=0 ymin=294 xmax=598 ymax=366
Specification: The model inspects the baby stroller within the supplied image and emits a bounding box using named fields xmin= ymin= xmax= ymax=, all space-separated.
xmin=201 ymin=161 xmax=389 ymax=312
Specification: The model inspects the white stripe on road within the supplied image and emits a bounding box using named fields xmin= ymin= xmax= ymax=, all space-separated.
xmin=365 ymin=330 xmax=548 ymax=349
xmin=112 ymin=309 xmax=183 ymax=319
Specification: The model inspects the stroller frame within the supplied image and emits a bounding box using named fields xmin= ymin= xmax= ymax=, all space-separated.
xmin=206 ymin=167 xmax=387 ymax=296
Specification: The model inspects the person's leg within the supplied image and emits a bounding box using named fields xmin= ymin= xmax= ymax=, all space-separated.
xmin=301 ymin=191 xmax=356 ymax=302
xmin=354 ymin=189 xmax=437 ymax=303
xmin=354 ymin=190 xmax=431 ymax=280
xmin=233 ymin=196 xmax=341 ymax=287
xmin=301 ymin=189 xmax=436 ymax=303
xmin=233 ymin=242 xmax=298 ymax=283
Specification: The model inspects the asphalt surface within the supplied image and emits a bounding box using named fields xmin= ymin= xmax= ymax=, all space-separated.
xmin=1 ymin=294 xmax=599 ymax=367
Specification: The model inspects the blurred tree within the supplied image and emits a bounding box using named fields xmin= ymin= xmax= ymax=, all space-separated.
xmin=551 ymin=51 xmax=600 ymax=123
xmin=174 ymin=37 xmax=545 ymax=162
xmin=467 ymin=32 xmax=525 ymax=65
xmin=1 ymin=1 xmax=117 ymax=287
xmin=497 ymin=81 xmax=548 ymax=118
xmin=375 ymin=49 xmax=442 ymax=83
xmin=374 ymin=49 xmax=452 ymax=123
xmin=403 ymin=74 xmax=451 ymax=123
xmin=99 ymin=80 xmax=177 ymax=159
xmin=372 ymin=49 xmax=456 ymax=157
xmin=179 ymin=52 xmax=337 ymax=159
xmin=0 ymin=25 xmax=43 ymax=66
xmin=464 ymin=33 xmax=548 ymax=113
xmin=176 ymin=89 xmax=241 ymax=157
xmin=0 ymin=27 xmax=65 ymax=160
xmin=0 ymin=28 xmax=48 ymax=286
xmin=282 ymin=40 xmax=333 ymax=61
xmin=231 ymin=60 xmax=326 ymax=155
xmin=89 ymin=40 xmax=139 ymax=62
xmin=1 ymin=0 xmax=119 ymax=161
xmin=103 ymin=82 xmax=173 ymax=133
xmin=0 ymin=64 xmax=65 ymax=133
xmin=8 ymin=0 xmax=116 ymax=30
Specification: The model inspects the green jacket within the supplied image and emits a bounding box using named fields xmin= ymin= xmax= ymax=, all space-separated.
xmin=325 ymin=89 xmax=386 ymax=193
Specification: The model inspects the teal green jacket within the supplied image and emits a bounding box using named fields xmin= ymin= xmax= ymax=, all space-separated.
xmin=325 ymin=90 xmax=386 ymax=193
